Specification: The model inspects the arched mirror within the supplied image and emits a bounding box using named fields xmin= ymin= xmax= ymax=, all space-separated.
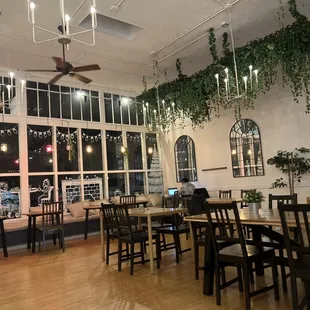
xmin=230 ymin=119 xmax=264 ymax=178
xmin=174 ymin=135 xmax=197 ymax=182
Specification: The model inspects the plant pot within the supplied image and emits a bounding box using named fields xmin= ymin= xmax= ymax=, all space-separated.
xmin=248 ymin=202 xmax=261 ymax=212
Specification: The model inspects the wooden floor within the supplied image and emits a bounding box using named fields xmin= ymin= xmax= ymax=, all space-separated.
xmin=0 ymin=236 xmax=302 ymax=310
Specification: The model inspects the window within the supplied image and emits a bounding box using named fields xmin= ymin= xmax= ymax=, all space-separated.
xmin=83 ymin=173 xmax=104 ymax=201
xmin=29 ymin=175 xmax=54 ymax=207
xmin=0 ymin=176 xmax=20 ymax=218
xmin=58 ymin=174 xmax=81 ymax=209
xmin=127 ymin=132 xmax=142 ymax=170
xmin=106 ymin=130 xmax=124 ymax=170
xmin=146 ymin=133 xmax=157 ymax=170
xmin=26 ymin=81 xmax=100 ymax=122
xmin=174 ymin=135 xmax=197 ymax=182
xmin=129 ymin=172 xmax=145 ymax=194
xmin=0 ymin=123 xmax=19 ymax=173
xmin=108 ymin=173 xmax=126 ymax=197
xmin=230 ymin=119 xmax=264 ymax=177
xmin=82 ymin=129 xmax=103 ymax=171
xmin=28 ymin=125 xmax=53 ymax=172
xmin=0 ymin=76 xmax=17 ymax=115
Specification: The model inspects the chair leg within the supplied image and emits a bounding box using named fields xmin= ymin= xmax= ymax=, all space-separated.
xmin=243 ymin=265 xmax=251 ymax=310
xmin=173 ymin=233 xmax=180 ymax=264
xmin=162 ymin=233 xmax=167 ymax=249
xmin=38 ymin=233 xmax=41 ymax=252
xmin=249 ymin=263 xmax=254 ymax=285
xmin=130 ymin=243 xmax=135 ymax=276
xmin=215 ymin=260 xmax=221 ymax=306
xmin=194 ymin=243 xmax=199 ymax=280
xmin=43 ymin=231 xmax=46 ymax=253
xmin=279 ymin=248 xmax=288 ymax=292
xmin=156 ymin=235 xmax=161 ymax=269
xmin=106 ymin=235 xmax=110 ymax=265
xmin=290 ymin=273 xmax=299 ymax=309
xmin=140 ymin=242 xmax=145 ymax=264
xmin=271 ymin=256 xmax=280 ymax=301
xmin=118 ymin=240 xmax=122 ymax=272
xmin=62 ymin=230 xmax=65 ymax=252
xmin=237 ymin=265 xmax=243 ymax=292
xmin=126 ymin=243 xmax=129 ymax=259
xmin=221 ymin=267 xmax=226 ymax=285
xmin=304 ymin=280 xmax=310 ymax=310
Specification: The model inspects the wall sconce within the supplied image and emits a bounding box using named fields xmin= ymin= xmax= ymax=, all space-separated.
xmin=86 ymin=145 xmax=92 ymax=153
xmin=0 ymin=143 xmax=8 ymax=152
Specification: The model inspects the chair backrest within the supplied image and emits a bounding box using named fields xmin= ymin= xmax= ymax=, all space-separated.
xmin=279 ymin=203 xmax=310 ymax=270
xmin=120 ymin=195 xmax=137 ymax=208
xmin=269 ymin=194 xmax=297 ymax=210
xmin=42 ymin=202 xmax=63 ymax=229
xmin=219 ymin=190 xmax=232 ymax=199
xmin=113 ymin=204 xmax=133 ymax=238
xmin=101 ymin=203 xmax=117 ymax=232
xmin=188 ymin=195 xmax=205 ymax=216
xmin=240 ymin=189 xmax=255 ymax=208
xmin=162 ymin=194 xmax=179 ymax=209
xmin=205 ymin=202 xmax=247 ymax=257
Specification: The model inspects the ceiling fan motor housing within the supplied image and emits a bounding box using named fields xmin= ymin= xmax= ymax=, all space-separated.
xmin=58 ymin=34 xmax=72 ymax=45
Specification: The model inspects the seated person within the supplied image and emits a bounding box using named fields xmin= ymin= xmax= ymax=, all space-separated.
xmin=179 ymin=178 xmax=196 ymax=196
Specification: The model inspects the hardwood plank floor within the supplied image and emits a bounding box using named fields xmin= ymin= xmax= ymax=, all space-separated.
xmin=0 ymin=236 xmax=300 ymax=309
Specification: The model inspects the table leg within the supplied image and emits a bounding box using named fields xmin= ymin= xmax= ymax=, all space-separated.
xmin=138 ymin=216 xmax=142 ymax=230
xmin=84 ymin=209 xmax=89 ymax=240
xmin=203 ymin=227 xmax=215 ymax=296
xmin=251 ymin=226 xmax=264 ymax=276
xmin=189 ymin=222 xmax=195 ymax=262
xmin=100 ymin=211 xmax=105 ymax=262
xmin=27 ymin=216 xmax=31 ymax=249
xmin=32 ymin=217 xmax=36 ymax=254
xmin=147 ymin=214 xmax=154 ymax=275
xmin=0 ymin=220 xmax=8 ymax=257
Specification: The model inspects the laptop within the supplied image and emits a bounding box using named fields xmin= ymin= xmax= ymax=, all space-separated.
xmin=168 ymin=188 xmax=178 ymax=196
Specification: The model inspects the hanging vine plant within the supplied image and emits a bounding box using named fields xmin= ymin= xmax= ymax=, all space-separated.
xmin=137 ymin=0 xmax=310 ymax=130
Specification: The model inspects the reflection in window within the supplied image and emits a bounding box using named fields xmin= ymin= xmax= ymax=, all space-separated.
xmin=0 ymin=123 xmax=19 ymax=173
xmin=28 ymin=125 xmax=53 ymax=172
xmin=108 ymin=173 xmax=126 ymax=197
xmin=58 ymin=174 xmax=81 ymax=211
xmin=29 ymin=175 xmax=54 ymax=207
xmin=129 ymin=172 xmax=145 ymax=194
xmin=174 ymin=135 xmax=197 ymax=182
xmin=83 ymin=173 xmax=104 ymax=201
xmin=230 ymin=119 xmax=264 ymax=178
xmin=82 ymin=129 xmax=103 ymax=171
xmin=57 ymin=127 xmax=79 ymax=171
xmin=0 ymin=176 xmax=20 ymax=218
xmin=127 ymin=132 xmax=142 ymax=170
xmin=146 ymin=133 xmax=158 ymax=170
xmin=106 ymin=130 xmax=124 ymax=170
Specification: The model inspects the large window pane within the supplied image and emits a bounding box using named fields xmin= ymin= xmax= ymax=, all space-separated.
xmin=82 ymin=129 xmax=102 ymax=171
xmin=121 ymin=97 xmax=129 ymax=125
xmin=0 ymin=123 xmax=19 ymax=173
xmin=105 ymin=98 xmax=113 ymax=123
xmin=81 ymin=90 xmax=91 ymax=121
xmin=72 ymin=89 xmax=81 ymax=120
xmin=91 ymin=97 xmax=100 ymax=122
xmin=29 ymin=175 xmax=54 ymax=207
xmin=0 ymin=176 xmax=20 ymax=218
xmin=57 ymin=127 xmax=79 ymax=171
xmin=108 ymin=173 xmax=125 ymax=197
xmin=127 ymin=132 xmax=142 ymax=170
xmin=129 ymin=99 xmax=137 ymax=125
xmin=112 ymin=94 xmax=121 ymax=124
xmin=106 ymin=130 xmax=124 ymax=170
xmin=58 ymin=174 xmax=81 ymax=211
xmin=38 ymin=83 xmax=49 ymax=117
xmin=61 ymin=87 xmax=71 ymax=119
xmin=28 ymin=125 xmax=53 ymax=172
xmin=50 ymin=85 xmax=60 ymax=118
xmin=27 ymin=81 xmax=38 ymax=117
xmin=146 ymin=133 xmax=158 ymax=170
xmin=0 ymin=76 xmax=16 ymax=115
xmin=83 ymin=173 xmax=104 ymax=201
xmin=129 ymin=172 xmax=145 ymax=194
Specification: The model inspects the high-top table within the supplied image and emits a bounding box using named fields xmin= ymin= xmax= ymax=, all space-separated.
xmin=0 ymin=216 xmax=8 ymax=257
xmin=184 ymin=208 xmax=298 ymax=296
xmin=100 ymin=207 xmax=188 ymax=274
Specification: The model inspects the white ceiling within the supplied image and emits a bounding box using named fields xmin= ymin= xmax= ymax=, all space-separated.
xmin=0 ymin=0 xmax=309 ymax=94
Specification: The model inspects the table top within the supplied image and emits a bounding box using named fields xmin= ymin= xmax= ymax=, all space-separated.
xmin=83 ymin=205 xmax=102 ymax=210
xmin=128 ymin=207 xmax=188 ymax=217
xmin=23 ymin=211 xmax=62 ymax=217
xmin=184 ymin=209 xmax=303 ymax=227
xmin=0 ymin=216 xmax=7 ymax=221
xmin=206 ymin=198 xmax=243 ymax=204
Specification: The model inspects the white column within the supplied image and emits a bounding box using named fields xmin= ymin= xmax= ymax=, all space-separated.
xmin=102 ymin=129 xmax=109 ymax=199
xmin=52 ymin=126 xmax=58 ymax=202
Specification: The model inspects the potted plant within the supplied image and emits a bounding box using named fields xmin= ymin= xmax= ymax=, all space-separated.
xmin=244 ymin=190 xmax=265 ymax=212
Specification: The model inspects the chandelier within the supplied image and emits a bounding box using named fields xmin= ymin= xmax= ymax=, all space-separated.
xmin=215 ymin=5 xmax=259 ymax=102
xmin=27 ymin=0 xmax=98 ymax=47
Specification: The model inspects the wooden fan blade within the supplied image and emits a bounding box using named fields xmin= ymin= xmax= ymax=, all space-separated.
xmin=24 ymin=70 xmax=58 ymax=72
xmin=48 ymin=74 xmax=63 ymax=85
xmin=71 ymin=64 xmax=100 ymax=73
xmin=71 ymin=73 xmax=92 ymax=84
xmin=52 ymin=57 xmax=64 ymax=67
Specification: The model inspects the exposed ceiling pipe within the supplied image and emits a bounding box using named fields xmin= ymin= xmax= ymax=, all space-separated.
xmin=150 ymin=0 xmax=241 ymax=56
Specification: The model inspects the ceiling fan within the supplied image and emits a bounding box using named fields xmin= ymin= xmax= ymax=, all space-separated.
xmin=24 ymin=26 xmax=100 ymax=85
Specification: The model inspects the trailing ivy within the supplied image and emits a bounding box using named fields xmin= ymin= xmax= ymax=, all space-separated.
xmin=137 ymin=0 xmax=310 ymax=130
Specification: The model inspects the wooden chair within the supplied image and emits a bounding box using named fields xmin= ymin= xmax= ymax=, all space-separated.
xmin=205 ymin=202 xmax=279 ymax=310
xmin=269 ymin=194 xmax=298 ymax=210
xmin=155 ymin=194 xmax=190 ymax=263
xmin=37 ymin=202 xmax=65 ymax=253
xmin=120 ymin=195 xmax=137 ymax=207
xmin=219 ymin=190 xmax=232 ymax=199
xmin=101 ymin=203 xmax=129 ymax=265
xmin=113 ymin=204 xmax=161 ymax=275
xmin=0 ymin=217 xmax=8 ymax=257
xmin=279 ymin=203 xmax=310 ymax=309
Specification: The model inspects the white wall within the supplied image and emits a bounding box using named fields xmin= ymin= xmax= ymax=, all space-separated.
xmin=160 ymin=79 xmax=310 ymax=205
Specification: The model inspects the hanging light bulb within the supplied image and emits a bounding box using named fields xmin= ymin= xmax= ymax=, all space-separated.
xmin=148 ymin=147 xmax=153 ymax=154
xmin=120 ymin=145 xmax=126 ymax=153
xmin=86 ymin=145 xmax=92 ymax=153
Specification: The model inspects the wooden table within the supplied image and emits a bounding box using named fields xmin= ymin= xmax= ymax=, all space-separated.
xmin=184 ymin=209 xmax=298 ymax=296
xmin=0 ymin=216 xmax=8 ymax=257
xmin=100 ymin=207 xmax=188 ymax=274
xmin=23 ymin=211 xmax=61 ymax=253
xmin=206 ymin=198 xmax=243 ymax=204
